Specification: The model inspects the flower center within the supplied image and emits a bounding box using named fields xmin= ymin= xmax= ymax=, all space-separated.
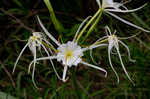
xmin=65 ymin=50 xmax=73 ymax=59
xmin=57 ymin=41 xmax=83 ymax=66
xmin=31 ymin=36 xmax=37 ymax=41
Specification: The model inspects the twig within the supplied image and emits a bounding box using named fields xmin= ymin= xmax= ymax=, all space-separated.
xmin=0 ymin=61 xmax=16 ymax=88
xmin=0 ymin=8 xmax=35 ymax=32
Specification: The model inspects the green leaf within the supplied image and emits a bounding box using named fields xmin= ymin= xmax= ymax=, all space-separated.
xmin=44 ymin=0 xmax=65 ymax=34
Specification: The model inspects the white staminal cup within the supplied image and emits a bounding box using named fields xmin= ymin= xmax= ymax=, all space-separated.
xmin=57 ymin=41 xmax=83 ymax=67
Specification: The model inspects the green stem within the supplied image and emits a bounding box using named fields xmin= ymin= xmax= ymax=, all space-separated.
xmin=42 ymin=41 xmax=57 ymax=53
xmin=76 ymin=9 xmax=101 ymax=42
xmin=81 ymin=9 xmax=103 ymax=43
xmin=44 ymin=0 xmax=65 ymax=34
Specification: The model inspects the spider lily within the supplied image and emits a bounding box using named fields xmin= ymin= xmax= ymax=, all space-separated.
xmin=13 ymin=32 xmax=61 ymax=88
xmin=96 ymin=0 xmax=149 ymax=32
xmin=76 ymin=0 xmax=149 ymax=44
xmin=29 ymin=16 xmax=108 ymax=82
xmin=94 ymin=26 xmax=135 ymax=84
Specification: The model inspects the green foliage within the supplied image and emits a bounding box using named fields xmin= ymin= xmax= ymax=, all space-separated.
xmin=0 ymin=0 xmax=150 ymax=99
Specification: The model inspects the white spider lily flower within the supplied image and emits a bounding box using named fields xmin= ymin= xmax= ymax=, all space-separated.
xmin=13 ymin=32 xmax=43 ymax=74
xmin=104 ymin=26 xmax=135 ymax=84
xmin=57 ymin=41 xmax=83 ymax=66
xmin=33 ymin=16 xmax=107 ymax=82
xmin=96 ymin=0 xmax=149 ymax=32
xmin=13 ymin=32 xmax=61 ymax=88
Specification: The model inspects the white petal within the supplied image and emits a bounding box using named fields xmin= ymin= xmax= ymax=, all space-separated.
xmin=37 ymin=16 xmax=61 ymax=46
xmin=28 ymin=56 xmax=57 ymax=73
xmin=28 ymin=42 xmax=36 ymax=56
xmin=96 ymin=0 xmax=101 ymax=8
xmin=118 ymin=32 xmax=140 ymax=40
xmin=108 ymin=47 xmax=120 ymax=83
xmin=80 ymin=61 xmax=107 ymax=77
xmin=105 ymin=3 xmax=147 ymax=13
xmin=73 ymin=16 xmax=92 ymax=42
xmin=41 ymin=43 xmax=62 ymax=80
xmin=13 ymin=42 xmax=29 ymax=74
xmin=106 ymin=11 xmax=150 ymax=32
xmin=62 ymin=65 xmax=68 ymax=82
xmin=31 ymin=47 xmax=39 ymax=89
xmin=90 ymin=44 xmax=108 ymax=49
xmin=57 ymin=41 xmax=83 ymax=66
xmin=81 ymin=47 xmax=89 ymax=52
xmin=116 ymin=48 xmax=135 ymax=85
xmin=90 ymin=49 xmax=98 ymax=65
xmin=119 ymin=40 xmax=135 ymax=62
xmin=105 ymin=25 xmax=112 ymax=35
xmin=92 ymin=36 xmax=108 ymax=45
xmin=121 ymin=5 xmax=128 ymax=10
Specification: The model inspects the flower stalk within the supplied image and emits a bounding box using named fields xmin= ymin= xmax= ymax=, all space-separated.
xmin=81 ymin=9 xmax=103 ymax=43
xmin=44 ymin=0 xmax=65 ymax=34
xmin=75 ymin=8 xmax=103 ymax=42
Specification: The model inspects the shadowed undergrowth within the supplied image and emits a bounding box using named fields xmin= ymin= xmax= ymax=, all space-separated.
xmin=0 ymin=0 xmax=150 ymax=98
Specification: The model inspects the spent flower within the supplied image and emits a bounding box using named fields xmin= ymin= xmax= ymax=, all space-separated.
xmin=95 ymin=26 xmax=135 ymax=84
xmin=13 ymin=32 xmax=61 ymax=88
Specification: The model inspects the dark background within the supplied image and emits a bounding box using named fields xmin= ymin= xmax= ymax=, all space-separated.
xmin=0 ymin=0 xmax=150 ymax=98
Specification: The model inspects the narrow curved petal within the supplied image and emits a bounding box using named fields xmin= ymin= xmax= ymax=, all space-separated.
xmin=73 ymin=16 xmax=92 ymax=42
xmin=32 ymin=62 xmax=39 ymax=89
xmin=121 ymin=5 xmax=128 ymax=10
xmin=106 ymin=3 xmax=147 ymax=13
xmin=118 ymin=32 xmax=140 ymax=40
xmin=62 ymin=65 xmax=68 ymax=82
xmin=28 ymin=44 xmax=36 ymax=74
xmin=13 ymin=42 xmax=29 ymax=74
xmin=116 ymin=49 xmax=135 ymax=85
xmin=80 ymin=61 xmax=107 ymax=77
xmin=81 ymin=37 xmax=107 ymax=52
xmin=119 ymin=40 xmax=136 ymax=62
xmin=37 ymin=16 xmax=61 ymax=46
xmin=41 ymin=43 xmax=62 ymax=80
xmin=92 ymin=36 xmax=108 ymax=45
xmin=96 ymin=0 xmax=101 ymax=8
xmin=89 ymin=44 xmax=108 ymax=49
xmin=81 ymin=47 xmax=89 ymax=52
xmin=31 ymin=47 xmax=39 ymax=89
xmin=28 ymin=56 xmax=57 ymax=73
xmin=105 ymin=26 xmax=112 ymax=35
xmin=90 ymin=50 xmax=98 ymax=65
xmin=108 ymin=48 xmax=120 ymax=83
xmin=106 ymin=11 xmax=150 ymax=33
xmin=110 ymin=48 xmax=117 ymax=55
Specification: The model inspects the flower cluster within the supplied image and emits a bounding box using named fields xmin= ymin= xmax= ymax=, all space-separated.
xmin=13 ymin=0 xmax=149 ymax=88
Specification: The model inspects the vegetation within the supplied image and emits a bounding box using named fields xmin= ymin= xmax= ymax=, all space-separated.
xmin=0 ymin=0 xmax=150 ymax=98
